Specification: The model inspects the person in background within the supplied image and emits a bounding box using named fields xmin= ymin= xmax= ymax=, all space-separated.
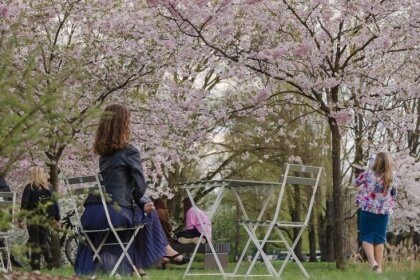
xmin=20 ymin=166 xmax=61 ymax=271
xmin=154 ymin=198 xmax=175 ymax=243
xmin=354 ymin=152 xmax=398 ymax=274
xmin=0 ymin=176 xmax=11 ymax=192
xmin=175 ymin=197 xmax=212 ymax=244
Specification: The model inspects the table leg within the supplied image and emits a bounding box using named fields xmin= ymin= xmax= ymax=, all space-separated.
xmin=183 ymin=186 xmax=227 ymax=279
xmin=232 ymin=186 xmax=275 ymax=276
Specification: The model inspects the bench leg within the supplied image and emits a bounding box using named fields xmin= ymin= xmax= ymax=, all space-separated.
xmin=204 ymin=253 xmax=228 ymax=270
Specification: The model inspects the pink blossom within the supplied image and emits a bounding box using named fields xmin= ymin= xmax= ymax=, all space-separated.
xmin=330 ymin=110 xmax=352 ymax=126
xmin=270 ymin=46 xmax=287 ymax=58
xmin=294 ymin=42 xmax=311 ymax=57
xmin=162 ymin=39 xmax=177 ymax=50
xmin=252 ymin=88 xmax=269 ymax=104
xmin=0 ymin=5 xmax=8 ymax=18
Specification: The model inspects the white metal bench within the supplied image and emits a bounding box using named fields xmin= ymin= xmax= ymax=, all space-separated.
xmin=0 ymin=192 xmax=16 ymax=272
xmin=64 ymin=175 xmax=145 ymax=278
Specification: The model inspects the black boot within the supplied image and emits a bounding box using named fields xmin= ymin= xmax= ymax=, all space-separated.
xmin=30 ymin=252 xmax=41 ymax=271
xmin=10 ymin=254 xmax=24 ymax=268
xmin=44 ymin=251 xmax=54 ymax=270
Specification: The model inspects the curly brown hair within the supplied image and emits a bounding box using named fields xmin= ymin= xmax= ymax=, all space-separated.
xmin=94 ymin=104 xmax=131 ymax=156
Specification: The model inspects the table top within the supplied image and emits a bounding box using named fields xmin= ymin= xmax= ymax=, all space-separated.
xmin=179 ymin=176 xmax=317 ymax=189
xmin=179 ymin=179 xmax=282 ymax=189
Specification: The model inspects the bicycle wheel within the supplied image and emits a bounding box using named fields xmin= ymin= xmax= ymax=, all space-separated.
xmin=64 ymin=234 xmax=79 ymax=266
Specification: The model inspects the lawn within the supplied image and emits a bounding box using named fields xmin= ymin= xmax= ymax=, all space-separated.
xmin=29 ymin=261 xmax=420 ymax=280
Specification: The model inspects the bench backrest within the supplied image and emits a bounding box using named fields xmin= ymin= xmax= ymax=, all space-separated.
xmin=274 ymin=164 xmax=322 ymax=226
xmin=63 ymin=175 xmax=114 ymax=233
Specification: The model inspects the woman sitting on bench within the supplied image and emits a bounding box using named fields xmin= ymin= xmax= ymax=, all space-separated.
xmin=175 ymin=197 xmax=212 ymax=244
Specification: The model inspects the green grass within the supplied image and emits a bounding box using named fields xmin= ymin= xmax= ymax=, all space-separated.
xmin=35 ymin=261 xmax=420 ymax=280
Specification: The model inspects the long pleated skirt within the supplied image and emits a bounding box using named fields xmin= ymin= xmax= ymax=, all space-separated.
xmin=359 ymin=210 xmax=389 ymax=244
xmin=74 ymin=204 xmax=168 ymax=275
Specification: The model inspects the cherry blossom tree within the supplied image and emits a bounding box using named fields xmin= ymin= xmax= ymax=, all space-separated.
xmin=1 ymin=0 xmax=178 ymax=266
xmin=0 ymin=0 xmax=175 ymax=186
xmin=0 ymin=12 xmax=59 ymax=176
xmin=147 ymin=0 xmax=419 ymax=268
xmin=2 ymin=0 xmax=419 ymax=269
xmin=389 ymin=153 xmax=420 ymax=237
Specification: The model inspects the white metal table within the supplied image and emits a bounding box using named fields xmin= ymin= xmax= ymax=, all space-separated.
xmin=180 ymin=163 xmax=322 ymax=279
xmin=180 ymin=179 xmax=283 ymax=279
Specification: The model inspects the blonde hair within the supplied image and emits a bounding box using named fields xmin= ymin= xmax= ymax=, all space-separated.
xmin=26 ymin=166 xmax=49 ymax=190
xmin=371 ymin=152 xmax=394 ymax=191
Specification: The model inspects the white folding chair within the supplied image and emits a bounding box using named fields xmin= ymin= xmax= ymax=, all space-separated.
xmin=64 ymin=175 xmax=145 ymax=278
xmin=0 ymin=192 xmax=16 ymax=273
xmin=239 ymin=164 xmax=322 ymax=278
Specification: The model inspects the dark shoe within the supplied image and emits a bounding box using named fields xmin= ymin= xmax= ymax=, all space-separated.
xmin=46 ymin=262 xmax=54 ymax=270
xmin=10 ymin=254 xmax=24 ymax=268
xmin=163 ymin=253 xmax=190 ymax=265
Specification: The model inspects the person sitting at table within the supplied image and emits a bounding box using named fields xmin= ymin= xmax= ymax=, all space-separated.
xmin=175 ymin=197 xmax=212 ymax=244
xmin=154 ymin=197 xmax=176 ymax=243
xmin=0 ymin=176 xmax=11 ymax=193
xmin=74 ymin=104 xmax=189 ymax=277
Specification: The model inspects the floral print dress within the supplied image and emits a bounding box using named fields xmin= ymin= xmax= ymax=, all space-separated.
xmin=354 ymin=170 xmax=397 ymax=215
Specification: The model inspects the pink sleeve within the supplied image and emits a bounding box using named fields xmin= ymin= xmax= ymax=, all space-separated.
xmin=185 ymin=208 xmax=195 ymax=230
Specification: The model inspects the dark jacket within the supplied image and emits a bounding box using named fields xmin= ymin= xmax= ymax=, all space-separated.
xmin=85 ymin=145 xmax=151 ymax=209
xmin=0 ymin=177 xmax=11 ymax=192
xmin=21 ymin=183 xmax=61 ymax=221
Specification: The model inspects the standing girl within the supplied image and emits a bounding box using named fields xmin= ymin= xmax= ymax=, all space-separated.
xmin=354 ymin=152 xmax=398 ymax=273
xmin=20 ymin=166 xmax=60 ymax=270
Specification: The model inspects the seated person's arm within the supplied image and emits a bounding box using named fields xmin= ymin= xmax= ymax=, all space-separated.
xmin=126 ymin=147 xmax=148 ymax=209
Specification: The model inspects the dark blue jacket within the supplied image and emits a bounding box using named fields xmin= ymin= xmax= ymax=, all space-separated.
xmin=85 ymin=145 xmax=151 ymax=209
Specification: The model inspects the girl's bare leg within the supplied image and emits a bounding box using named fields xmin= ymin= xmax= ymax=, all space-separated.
xmin=362 ymin=241 xmax=378 ymax=269
xmin=374 ymin=243 xmax=384 ymax=273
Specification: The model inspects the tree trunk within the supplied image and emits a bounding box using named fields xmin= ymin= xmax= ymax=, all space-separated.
xmin=325 ymin=200 xmax=335 ymax=261
xmin=354 ymin=113 xmax=364 ymax=257
xmin=233 ymin=200 xmax=240 ymax=261
xmin=166 ymin=166 xmax=184 ymax=230
xmin=48 ymin=164 xmax=59 ymax=192
xmin=318 ymin=212 xmax=327 ymax=262
xmin=329 ymin=118 xmax=345 ymax=269
xmin=48 ymin=163 xmax=61 ymax=268
xmin=167 ymin=193 xmax=183 ymax=230
xmin=413 ymin=231 xmax=420 ymax=246
xmin=292 ymin=186 xmax=303 ymax=261
xmin=308 ymin=209 xmax=317 ymax=262
xmin=354 ymin=113 xmax=364 ymax=177
xmin=408 ymin=99 xmax=420 ymax=156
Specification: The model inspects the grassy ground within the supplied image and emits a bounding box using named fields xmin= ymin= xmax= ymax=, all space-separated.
xmin=37 ymin=261 xmax=420 ymax=280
